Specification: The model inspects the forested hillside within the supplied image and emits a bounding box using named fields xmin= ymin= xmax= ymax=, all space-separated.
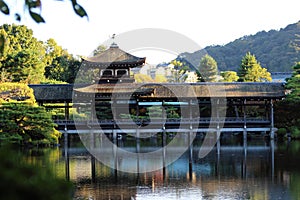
xmin=179 ymin=21 xmax=300 ymax=72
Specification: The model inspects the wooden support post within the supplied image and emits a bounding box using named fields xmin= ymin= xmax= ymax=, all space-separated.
xmin=64 ymin=129 xmax=70 ymax=181
xmin=243 ymin=99 xmax=247 ymax=157
xmin=188 ymin=127 xmax=193 ymax=180
xmin=136 ymin=128 xmax=140 ymax=174
xmin=216 ymin=99 xmax=221 ymax=155
xmin=270 ymin=139 xmax=275 ymax=182
xmin=64 ymin=128 xmax=68 ymax=148
xmin=136 ymin=129 xmax=140 ymax=152
xmin=217 ymin=129 xmax=221 ymax=155
xmin=64 ymin=101 xmax=70 ymax=121
xmin=162 ymin=126 xmax=167 ymax=181
xmin=113 ymin=129 xmax=117 ymax=145
xmin=162 ymin=126 xmax=167 ymax=147
xmin=136 ymin=99 xmax=140 ymax=121
xmin=270 ymin=99 xmax=275 ymax=140
xmin=91 ymin=155 xmax=96 ymax=183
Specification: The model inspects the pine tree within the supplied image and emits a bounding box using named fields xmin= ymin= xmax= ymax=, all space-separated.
xmin=198 ymin=54 xmax=218 ymax=82
xmin=238 ymin=52 xmax=272 ymax=82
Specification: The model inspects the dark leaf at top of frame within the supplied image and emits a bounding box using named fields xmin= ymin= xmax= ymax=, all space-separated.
xmin=25 ymin=0 xmax=42 ymax=9
xmin=71 ymin=0 xmax=88 ymax=18
xmin=15 ymin=13 xmax=21 ymax=21
xmin=29 ymin=11 xmax=45 ymax=23
xmin=0 ymin=0 xmax=10 ymax=15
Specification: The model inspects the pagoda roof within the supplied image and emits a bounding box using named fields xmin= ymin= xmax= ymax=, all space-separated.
xmin=82 ymin=43 xmax=146 ymax=67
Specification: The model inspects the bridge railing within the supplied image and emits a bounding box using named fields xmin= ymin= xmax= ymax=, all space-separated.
xmin=54 ymin=117 xmax=270 ymax=126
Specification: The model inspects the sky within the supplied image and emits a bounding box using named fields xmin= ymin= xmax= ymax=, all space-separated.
xmin=1 ymin=0 xmax=300 ymax=64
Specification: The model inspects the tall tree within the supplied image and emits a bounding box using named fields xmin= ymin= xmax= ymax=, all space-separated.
xmin=44 ymin=38 xmax=80 ymax=83
xmin=285 ymin=62 xmax=300 ymax=101
xmin=238 ymin=52 xmax=272 ymax=82
xmin=0 ymin=24 xmax=47 ymax=83
xmin=198 ymin=54 xmax=218 ymax=82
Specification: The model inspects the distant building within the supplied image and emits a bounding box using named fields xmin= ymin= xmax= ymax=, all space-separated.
xmin=271 ymin=72 xmax=292 ymax=82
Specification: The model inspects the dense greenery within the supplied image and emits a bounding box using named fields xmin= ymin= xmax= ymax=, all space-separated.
xmin=180 ymin=21 xmax=300 ymax=72
xmin=0 ymin=24 xmax=46 ymax=83
xmin=0 ymin=83 xmax=60 ymax=145
xmin=275 ymin=62 xmax=300 ymax=139
xmin=0 ymin=24 xmax=80 ymax=84
xmin=238 ymin=52 xmax=272 ymax=82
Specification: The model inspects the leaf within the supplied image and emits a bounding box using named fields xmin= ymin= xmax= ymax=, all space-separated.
xmin=71 ymin=1 xmax=88 ymax=18
xmin=0 ymin=0 xmax=9 ymax=15
xmin=25 ymin=0 xmax=41 ymax=9
xmin=15 ymin=13 xmax=21 ymax=21
xmin=29 ymin=11 xmax=45 ymax=23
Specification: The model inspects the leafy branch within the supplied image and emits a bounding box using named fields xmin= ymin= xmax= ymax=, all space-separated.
xmin=0 ymin=0 xmax=88 ymax=23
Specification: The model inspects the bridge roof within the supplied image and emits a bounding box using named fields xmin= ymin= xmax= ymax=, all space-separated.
xmin=29 ymin=82 xmax=285 ymax=103
xmin=75 ymin=82 xmax=285 ymax=99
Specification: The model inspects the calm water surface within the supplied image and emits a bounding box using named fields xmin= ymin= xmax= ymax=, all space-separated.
xmin=24 ymin=135 xmax=300 ymax=200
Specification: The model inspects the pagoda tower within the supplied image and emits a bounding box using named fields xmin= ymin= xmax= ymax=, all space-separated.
xmin=81 ymin=42 xmax=146 ymax=84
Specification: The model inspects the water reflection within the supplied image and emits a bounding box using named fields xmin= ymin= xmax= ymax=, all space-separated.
xmin=24 ymin=136 xmax=300 ymax=199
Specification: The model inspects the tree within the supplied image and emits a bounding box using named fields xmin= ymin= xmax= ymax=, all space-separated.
xmin=44 ymin=38 xmax=80 ymax=83
xmin=93 ymin=45 xmax=107 ymax=56
xmin=0 ymin=24 xmax=47 ymax=83
xmin=238 ymin=52 xmax=272 ymax=82
xmin=198 ymin=54 xmax=218 ymax=82
xmin=169 ymin=60 xmax=190 ymax=82
xmin=0 ymin=82 xmax=60 ymax=145
xmin=220 ymin=71 xmax=239 ymax=82
xmin=285 ymin=62 xmax=300 ymax=101
xmin=134 ymin=73 xmax=154 ymax=83
xmin=0 ymin=0 xmax=87 ymax=23
xmin=0 ymin=102 xmax=60 ymax=144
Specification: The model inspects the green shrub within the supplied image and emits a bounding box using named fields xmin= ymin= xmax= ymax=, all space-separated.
xmin=277 ymin=128 xmax=287 ymax=138
xmin=290 ymin=126 xmax=300 ymax=139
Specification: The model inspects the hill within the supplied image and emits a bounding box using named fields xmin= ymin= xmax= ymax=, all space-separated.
xmin=179 ymin=21 xmax=300 ymax=72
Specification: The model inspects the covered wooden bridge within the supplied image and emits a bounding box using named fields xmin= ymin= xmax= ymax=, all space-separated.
xmin=29 ymin=82 xmax=285 ymax=138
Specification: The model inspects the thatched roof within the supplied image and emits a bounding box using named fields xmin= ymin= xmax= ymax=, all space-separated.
xmin=82 ymin=43 xmax=145 ymax=67
xmin=75 ymin=82 xmax=285 ymax=99
xmin=29 ymin=84 xmax=74 ymax=102
xmin=29 ymin=83 xmax=285 ymax=103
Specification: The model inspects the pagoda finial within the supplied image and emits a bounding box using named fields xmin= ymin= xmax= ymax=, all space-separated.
xmin=110 ymin=34 xmax=118 ymax=48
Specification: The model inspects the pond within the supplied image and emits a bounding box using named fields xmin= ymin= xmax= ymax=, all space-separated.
xmin=23 ymin=135 xmax=300 ymax=200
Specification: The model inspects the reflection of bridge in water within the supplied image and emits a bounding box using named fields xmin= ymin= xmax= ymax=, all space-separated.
xmin=62 ymin=138 xmax=276 ymax=189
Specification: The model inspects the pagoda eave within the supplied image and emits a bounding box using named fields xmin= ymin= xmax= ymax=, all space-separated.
xmin=82 ymin=58 xmax=146 ymax=68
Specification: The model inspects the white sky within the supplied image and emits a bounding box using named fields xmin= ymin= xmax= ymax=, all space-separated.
xmin=1 ymin=0 xmax=300 ymax=64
